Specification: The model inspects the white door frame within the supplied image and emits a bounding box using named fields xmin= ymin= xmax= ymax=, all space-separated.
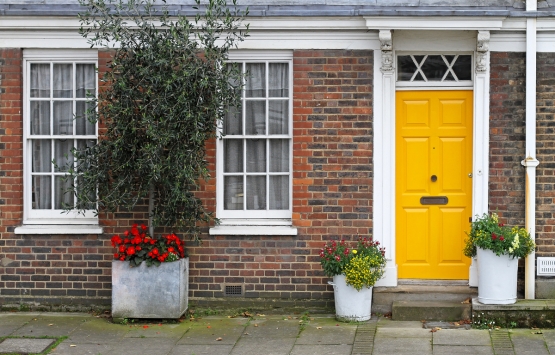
xmin=373 ymin=29 xmax=490 ymax=287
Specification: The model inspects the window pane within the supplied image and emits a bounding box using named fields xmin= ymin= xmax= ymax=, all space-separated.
xmin=270 ymin=139 xmax=289 ymax=172
xmin=224 ymin=176 xmax=243 ymax=210
xmin=54 ymin=176 xmax=74 ymax=209
xmin=453 ymin=55 xmax=472 ymax=81
xmin=269 ymin=100 xmax=288 ymax=135
xmin=397 ymin=56 xmax=417 ymax=81
xmin=32 ymin=175 xmax=52 ymax=209
xmin=245 ymin=100 xmax=266 ymax=135
xmin=32 ymin=140 xmax=51 ymax=173
xmin=30 ymin=101 xmax=50 ymax=135
xmin=420 ymin=55 xmax=447 ymax=81
xmin=53 ymin=101 xmax=73 ymax=135
xmin=54 ymin=139 xmax=74 ymax=172
xmin=246 ymin=176 xmax=266 ymax=210
xmin=53 ymin=64 xmax=73 ymax=98
xmin=224 ymin=139 xmax=243 ymax=173
xmin=246 ymin=139 xmax=266 ymax=173
xmin=76 ymin=101 xmax=96 ymax=135
xmin=30 ymin=63 xmax=50 ymax=98
xmin=269 ymin=63 xmax=288 ymax=97
xmin=269 ymin=176 xmax=288 ymax=210
xmin=223 ymin=105 xmax=242 ymax=135
xmin=246 ymin=63 xmax=265 ymax=98
xmin=76 ymin=64 xmax=95 ymax=98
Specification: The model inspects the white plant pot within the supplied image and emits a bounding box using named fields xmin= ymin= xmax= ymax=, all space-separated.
xmin=112 ymin=257 xmax=189 ymax=319
xmin=477 ymin=248 xmax=518 ymax=305
xmin=330 ymin=274 xmax=372 ymax=322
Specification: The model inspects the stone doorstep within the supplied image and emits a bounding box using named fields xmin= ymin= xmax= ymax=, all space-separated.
xmin=0 ymin=338 xmax=55 ymax=355
xmin=392 ymin=300 xmax=472 ymax=322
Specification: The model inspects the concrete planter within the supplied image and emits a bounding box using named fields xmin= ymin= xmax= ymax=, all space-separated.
xmin=329 ymin=274 xmax=372 ymax=322
xmin=112 ymin=257 xmax=189 ymax=319
xmin=477 ymin=248 xmax=517 ymax=305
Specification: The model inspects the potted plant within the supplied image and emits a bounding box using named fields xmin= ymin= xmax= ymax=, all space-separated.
xmin=464 ymin=213 xmax=535 ymax=304
xmin=68 ymin=0 xmax=247 ymax=319
xmin=111 ymin=224 xmax=189 ymax=319
xmin=319 ymin=237 xmax=386 ymax=321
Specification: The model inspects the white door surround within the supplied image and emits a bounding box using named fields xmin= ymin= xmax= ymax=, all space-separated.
xmin=373 ymin=29 xmax=490 ymax=287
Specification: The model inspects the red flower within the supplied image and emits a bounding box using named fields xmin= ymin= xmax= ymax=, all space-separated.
xmin=124 ymin=230 xmax=129 ymax=237
xmin=131 ymin=224 xmax=139 ymax=237
xmin=500 ymin=236 xmax=505 ymax=241
xmin=335 ymin=255 xmax=340 ymax=261
xmin=113 ymin=253 xmax=119 ymax=258
xmin=126 ymin=247 xmax=136 ymax=255
xmin=152 ymin=248 xmax=159 ymax=255
xmin=141 ymin=224 xmax=147 ymax=231
xmin=168 ymin=247 xmax=175 ymax=253
xmin=492 ymin=233 xmax=497 ymax=240
xmin=119 ymin=245 xmax=125 ymax=253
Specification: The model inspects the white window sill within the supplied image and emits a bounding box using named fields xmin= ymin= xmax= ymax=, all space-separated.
xmin=209 ymin=225 xmax=297 ymax=236
xmin=14 ymin=225 xmax=104 ymax=235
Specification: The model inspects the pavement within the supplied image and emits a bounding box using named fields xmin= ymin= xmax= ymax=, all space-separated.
xmin=0 ymin=312 xmax=554 ymax=355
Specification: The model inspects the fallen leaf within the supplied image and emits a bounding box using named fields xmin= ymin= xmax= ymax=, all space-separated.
xmin=48 ymin=324 xmax=54 ymax=326
xmin=207 ymin=326 xmax=212 ymax=329
xmin=256 ymin=313 xmax=266 ymax=317
xmin=143 ymin=325 xmax=149 ymax=329
xmin=461 ymin=297 xmax=471 ymax=304
xmin=158 ymin=324 xmax=162 ymax=326
xmin=532 ymin=327 xmax=540 ymax=330
xmin=242 ymin=311 xmax=252 ymax=318
xmin=336 ymin=324 xmax=339 ymax=326
xmin=316 ymin=326 xmax=322 ymax=330
xmin=70 ymin=345 xmax=77 ymax=347
xmin=430 ymin=327 xmax=441 ymax=333
xmin=216 ymin=337 xmax=223 ymax=341
xmin=244 ymin=332 xmax=250 ymax=335
xmin=254 ymin=324 xmax=258 ymax=327
xmin=532 ymin=330 xmax=543 ymax=334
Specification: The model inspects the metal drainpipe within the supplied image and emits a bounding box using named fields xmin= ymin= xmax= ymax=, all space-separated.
xmin=522 ymin=0 xmax=539 ymax=299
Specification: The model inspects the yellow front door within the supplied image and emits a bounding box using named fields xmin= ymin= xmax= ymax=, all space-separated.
xmin=396 ymin=90 xmax=473 ymax=279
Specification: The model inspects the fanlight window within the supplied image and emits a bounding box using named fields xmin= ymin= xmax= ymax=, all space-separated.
xmin=397 ymin=55 xmax=472 ymax=83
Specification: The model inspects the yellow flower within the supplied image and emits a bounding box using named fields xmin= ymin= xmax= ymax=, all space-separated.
xmin=352 ymin=250 xmax=357 ymax=254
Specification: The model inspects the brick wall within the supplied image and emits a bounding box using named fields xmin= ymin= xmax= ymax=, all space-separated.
xmin=536 ymin=52 xmax=555 ymax=256
xmin=489 ymin=52 xmax=526 ymax=227
xmin=187 ymin=49 xmax=374 ymax=301
xmin=0 ymin=49 xmax=374 ymax=309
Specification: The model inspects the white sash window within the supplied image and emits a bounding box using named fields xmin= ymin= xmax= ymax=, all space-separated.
xmin=217 ymin=53 xmax=293 ymax=223
xmin=23 ymin=50 xmax=98 ymax=224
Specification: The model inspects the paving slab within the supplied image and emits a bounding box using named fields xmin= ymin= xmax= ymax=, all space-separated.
xmin=373 ymin=337 xmax=432 ymax=354
xmin=432 ymin=345 xmax=494 ymax=355
xmin=0 ymin=313 xmax=41 ymax=337
xmin=231 ymin=337 xmax=296 ymax=355
xmin=290 ymin=344 xmax=353 ymax=355
xmin=433 ymin=329 xmax=491 ymax=346
xmin=49 ymin=342 xmax=113 ymax=355
xmin=12 ymin=314 xmax=90 ymax=337
xmin=65 ymin=317 xmax=129 ymax=343
xmin=108 ymin=337 xmax=176 ymax=354
xmin=241 ymin=317 xmax=300 ymax=339
xmin=376 ymin=327 xmax=432 ymax=338
xmin=169 ymin=344 xmax=234 ymax=355
xmin=377 ymin=319 xmax=424 ymax=328
xmin=296 ymin=317 xmax=357 ymax=345
xmin=541 ymin=329 xmax=555 ymax=346
xmin=124 ymin=321 xmax=189 ymax=339
xmin=510 ymin=329 xmax=550 ymax=355
xmin=0 ymin=338 xmax=55 ymax=354
xmin=176 ymin=317 xmax=248 ymax=345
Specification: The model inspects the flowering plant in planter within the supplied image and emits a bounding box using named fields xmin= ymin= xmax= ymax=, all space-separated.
xmin=463 ymin=213 xmax=535 ymax=259
xmin=319 ymin=238 xmax=387 ymax=290
xmin=111 ymin=224 xmax=187 ymax=267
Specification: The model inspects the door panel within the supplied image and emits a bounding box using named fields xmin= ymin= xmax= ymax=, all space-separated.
xmin=396 ymin=90 xmax=473 ymax=280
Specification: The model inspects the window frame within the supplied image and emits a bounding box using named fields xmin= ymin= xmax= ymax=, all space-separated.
xmin=22 ymin=49 xmax=98 ymax=225
xmin=216 ymin=51 xmax=293 ymax=223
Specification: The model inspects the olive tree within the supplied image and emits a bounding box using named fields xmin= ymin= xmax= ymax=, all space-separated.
xmin=68 ymin=0 xmax=248 ymax=240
